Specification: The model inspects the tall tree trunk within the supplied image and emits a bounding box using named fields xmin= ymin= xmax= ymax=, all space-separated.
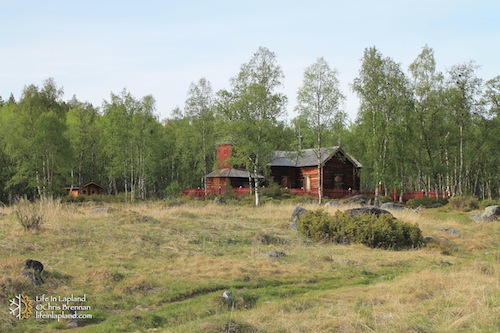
xmin=253 ymin=162 xmax=260 ymax=207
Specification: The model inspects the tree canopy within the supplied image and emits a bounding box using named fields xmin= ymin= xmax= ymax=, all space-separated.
xmin=0 ymin=45 xmax=498 ymax=203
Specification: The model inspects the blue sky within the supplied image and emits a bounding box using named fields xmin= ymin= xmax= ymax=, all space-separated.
xmin=1 ymin=0 xmax=498 ymax=121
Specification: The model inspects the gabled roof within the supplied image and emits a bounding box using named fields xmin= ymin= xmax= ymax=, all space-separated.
xmin=206 ymin=168 xmax=264 ymax=179
xmin=83 ymin=182 xmax=103 ymax=188
xmin=269 ymin=146 xmax=362 ymax=168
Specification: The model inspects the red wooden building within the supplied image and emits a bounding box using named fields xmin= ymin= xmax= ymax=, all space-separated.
xmin=269 ymin=146 xmax=362 ymax=198
xmin=205 ymin=144 xmax=264 ymax=193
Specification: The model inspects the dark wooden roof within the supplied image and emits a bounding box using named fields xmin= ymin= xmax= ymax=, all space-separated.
xmin=206 ymin=168 xmax=264 ymax=179
xmin=269 ymin=146 xmax=362 ymax=168
xmin=83 ymin=182 xmax=103 ymax=188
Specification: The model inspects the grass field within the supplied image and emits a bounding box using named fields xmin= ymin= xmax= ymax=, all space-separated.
xmin=0 ymin=199 xmax=498 ymax=332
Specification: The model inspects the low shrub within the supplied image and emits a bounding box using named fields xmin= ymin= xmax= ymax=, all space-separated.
xmin=479 ymin=198 xmax=500 ymax=210
xmin=14 ymin=198 xmax=45 ymax=231
xmin=449 ymin=196 xmax=479 ymax=211
xmin=406 ymin=196 xmax=448 ymax=208
xmin=261 ymin=182 xmax=291 ymax=200
xmin=297 ymin=210 xmax=423 ymax=250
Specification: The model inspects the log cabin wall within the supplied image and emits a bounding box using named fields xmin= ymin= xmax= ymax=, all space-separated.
xmin=322 ymin=155 xmax=360 ymax=191
xmin=270 ymin=166 xmax=301 ymax=188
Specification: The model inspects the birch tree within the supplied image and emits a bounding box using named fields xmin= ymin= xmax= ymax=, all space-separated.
xmin=296 ymin=57 xmax=344 ymax=204
xmin=184 ymin=78 xmax=216 ymax=195
xmin=352 ymin=47 xmax=413 ymax=196
xmin=217 ymin=47 xmax=287 ymax=206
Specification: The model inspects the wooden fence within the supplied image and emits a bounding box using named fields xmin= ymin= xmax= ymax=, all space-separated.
xmin=182 ymin=187 xmax=448 ymax=202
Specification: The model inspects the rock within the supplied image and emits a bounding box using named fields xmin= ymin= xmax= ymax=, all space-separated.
xmin=267 ymin=250 xmax=286 ymax=258
xmin=428 ymin=203 xmax=443 ymax=209
xmin=67 ymin=319 xmax=78 ymax=328
xmin=423 ymin=236 xmax=449 ymax=245
xmin=260 ymin=234 xmax=286 ymax=245
xmin=21 ymin=272 xmax=44 ymax=285
xmin=289 ymin=222 xmax=298 ymax=230
xmin=471 ymin=205 xmax=500 ymax=222
xmin=135 ymin=305 xmax=150 ymax=311
xmin=325 ymin=200 xmax=342 ymax=207
xmin=437 ymin=228 xmax=460 ymax=237
xmin=90 ymin=207 xmax=109 ymax=214
xmin=291 ymin=206 xmax=308 ymax=222
xmin=345 ymin=207 xmax=393 ymax=218
xmin=380 ymin=202 xmax=406 ymax=211
xmin=213 ymin=197 xmax=227 ymax=205
xmin=470 ymin=212 xmax=483 ymax=222
xmin=343 ymin=195 xmax=370 ymax=206
xmin=222 ymin=291 xmax=232 ymax=300
xmin=482 ymin=205 xmax=500 ymax=222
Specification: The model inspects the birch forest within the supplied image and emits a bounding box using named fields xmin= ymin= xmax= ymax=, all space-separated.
xmin=0 ymin=45 xmax=498 ymax=202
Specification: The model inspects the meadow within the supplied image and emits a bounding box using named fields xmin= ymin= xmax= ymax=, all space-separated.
xmin=0 ymin=199 xmax=498 ymax=332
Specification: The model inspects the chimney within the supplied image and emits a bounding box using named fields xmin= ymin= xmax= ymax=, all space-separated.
xmin=217 ymin=144 xmax=232 ymax=168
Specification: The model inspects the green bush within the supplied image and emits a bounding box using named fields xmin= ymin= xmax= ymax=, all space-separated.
xmin=297 ymin=210 xmax=423 ymax=250
xmin=261 ymin=182 xmax=291 ymax=199
xmin=449 ymin=196 xmax=479 ymax=211
xmin=406 ymin=196 xmax=448 ymax=208
xmin=478 ymin=199 xmax=500 ymax=210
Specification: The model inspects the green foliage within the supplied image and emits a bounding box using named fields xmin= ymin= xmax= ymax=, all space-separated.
xmin=261 ymin=182 xmax=291 ymax=199
xmin=298 ymin=210 xmax=423 ymax=250
xmin=479 ymin=198 xmax=500 ymax=210
xmin=449 ymin=196 xmax=479 ymax=211
xmin=406 ymin=196 xmax=449 ymax=208
xmin=165 ymin=182 xmax=183 ymax=198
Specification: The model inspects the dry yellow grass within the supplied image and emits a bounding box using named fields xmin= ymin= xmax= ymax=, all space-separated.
xmin=0 ymin=200 xmax=498 ymax=333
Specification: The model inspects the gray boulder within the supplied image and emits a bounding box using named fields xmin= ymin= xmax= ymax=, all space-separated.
xmin=343 ymin=195 xmax=370 ymax=206
xmin=482 ymin=205 xmax=500 ymax=222
xmin=325 ymin=200 xmax=342 ymax=207
xmin=471 ymin=205 xmax=500 ymax=222
xmin=345 ymin=207 xmax=393 ymax=218
xmin=291 ymin=206 xmax=308 ymax=222
xmin=380 ymin=202 xmax=406 ymax=211
xmin=437 ymin=228 xmax=460 ymax=237
xmin=428 ymin=203 xmax=443 ymax=209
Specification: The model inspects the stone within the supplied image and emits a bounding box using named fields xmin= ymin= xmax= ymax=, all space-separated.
xmin=267 ymin=250 xmax=286 ymax=258
xmin=260 ymin=234 xmax=286 ymax=245
xmin=21 ymin=272 xmax=44 ymax=285
xmin=423 ymin=236 xmax=449 ymax=245
xmin=325 ymin=200 xmax=342 ymax=207
xmin=291 ymin=206 xmax=308 ymax=222
xmin=343 ymin=195 xmax=370 ymax=206
xmin=437 ymin=228 xmax=460 ymax=237
xmin=289 ymin=222 xmax=298 ymax=230
xmin=471 ymin=205 xmax=500 ymax=222
xmin=345 ymin=207 xmax=393 ymax=218
xmin=470 ymin=212 xmax=483 ymax=222
xmin=428 ymin=203 xmax=443 ymax=209
xmin=380 ymin=202 xmax=406 ymax=211
xmin=135 ymin=305 xmax=150 ymax=311
xmin=67 ymin=319 xmax=78 ymax=328
xmin=482 ymin=205 xmax=500 ymax=222
xmin=90 ymin=207 xmax=109 ymax=214
xmin=213 ymin=197 xmax=227 ymax=205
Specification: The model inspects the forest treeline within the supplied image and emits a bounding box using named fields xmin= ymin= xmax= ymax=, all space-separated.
xmin=0 ymin=45 xmax=499 ymax=203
